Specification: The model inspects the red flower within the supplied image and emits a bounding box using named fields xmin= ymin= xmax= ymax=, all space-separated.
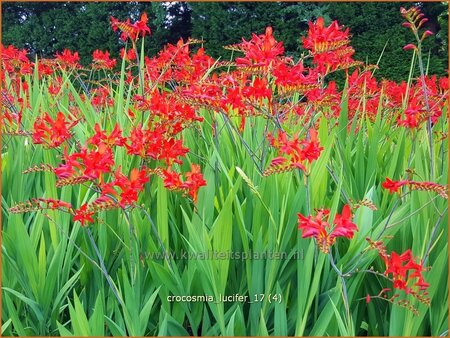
xmin=1 ymin=44 xmax=32 ymax=75
xmin=112 ymin=168 xmax=149 ymax=207
xmin=161 ymin=138 xmax=190 ymax=164
xmin=270 ymin=157 xmax=287 ymax=166
xmin=125 ymin=125 xmax=189 ymax=165
xmin=37 ymin=62 xmax=54 ymax=77
xmin=89 ymin=123 xmax=126 ymax=147
xmin=120 ymin=48 xmax=137 ymax=61
xmin=111 ymin=17 xmax=136 ymax=41
xmin=273 ymin=62 xmax=320 ymax=95
xmin=33 ymin=198 xmax=72 ymax=211
xmin=133 ymin=12 xmax=151 ymax=37
xmin=397 ymin=97 xmax=425 ymax=128
xmin=368 ymin=239 xmax=430 ymax=303
xmin=332 ymin=204 xmax=358 ymax=239
xmin=384 ymin=250 xmax=412 ymax=277
xmin=298 ymin=208 xmax=329 ymax=236
xmin=265 ymin=129 xmax=323 ymax=175
xmin=393 ymin=279 xmax=409 ymax=292
xmin=382 ymin=248 xmax=429 ymax=297
xmin=234 ymin=26 xmax=285 ymax=68
xmin=301 ymin=129 xmax=324 ymax=163
xmin=414 ymin=277 xmax=430 ymax=291
xmin=73 ymin=204 xmax=94 ymax=226
xmin=403 ymin=44 xmax=417 ymax=51
xmin=161 ymin=165 xmax=206 ymax=203
xmin=48 ymin=199 xmax=72 ymax=210
xmin=111 ymin=12 xmax=151 ymax=42
xmin=32 ymin=112 xmax=78 ymax=148
xmin=56 ymin=145 xmax=114 ymax=182
xmin=90 ymin=87 xmax=114 ymax=107
xmin=54 ymin=147 xmax=83 ymax=179
xmin=82 ymin=144 xmax=115 ymax=180
xmin=382 ymin=177 xmax=409 ymax=194
xmin=182 ymin=164 xmax=207 ymax=202
xmin=162 ymin=168 xmax=183 ymax=190
xmin=55 ymin=49 xmax=80 ymax=68
xmin=242 ymin=77 xmax=272 ymax=101
xmin=92 ymin=50 xmax=117 ymax=70
xmin=298 ymin=204 xmax=357 ymax=253
xmin=125 ymin=125 xmax=147 ymax=157
xmin=302 ymin=17 xmax=350 ymax=53
xmin=302 ymin=17 xmax=360 ymax=74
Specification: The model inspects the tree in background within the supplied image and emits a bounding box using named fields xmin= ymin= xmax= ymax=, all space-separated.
xmin=327 ymin=2 xmax=448 ymax=81
xmin=189 ymin=2 xmax=329 ymax=60
xmin=188 ymin=2 xmax=447 ymax=82
xmin=1 ymin=2 xmax=191 ymax=64
xmin=2 ymin=2 xmax=447 ymax=81
xmin=2 ymin=2 xmax=138 ymax=64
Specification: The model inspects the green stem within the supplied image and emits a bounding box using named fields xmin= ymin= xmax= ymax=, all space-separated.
xmin=122 ymin=209 xmax=138 ymax=285
xmin=329 ymin=251 xmax=353 ymax=334
xmin=423 ymin=208 xmax=447 ymax=265
xmin=137 ymin=205 xmax=175 ymax=273
xmin=86 ymin=228 xmax=124 ymax=308
xmin=415 ymin=38 xmax=435 ymax=179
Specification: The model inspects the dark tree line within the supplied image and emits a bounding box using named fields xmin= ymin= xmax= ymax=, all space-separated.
xmin=2 ymin=2 xmax=447 ymax=82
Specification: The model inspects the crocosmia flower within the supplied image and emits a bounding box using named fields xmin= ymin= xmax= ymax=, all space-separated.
xmin=110 ymin=12 xmax=151 ymax=42
xmin=298 ymin=204 xmax=358 ymax=253
xmin=73 ymin=204 xmax=95 ymax=226
xmin=92 ymin=50 xmax=117 ymax=70
xmin=32 ymin=112 xmax=78 ymax=148
xmin=55 ymin=49 xmax=80 ymax=68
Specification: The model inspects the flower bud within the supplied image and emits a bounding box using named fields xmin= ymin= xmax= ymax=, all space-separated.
xmin=421 ymin=30 xmax=434 ymax=41
xmin=403 ymin=44 xmax=417 ymax=51
xmin=417 ymin=18 xmax=428 ymax=28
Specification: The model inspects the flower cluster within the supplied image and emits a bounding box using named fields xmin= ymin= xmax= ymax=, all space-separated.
xmin=32 ymin=112 xmax=79 ymax=148
xmin=302 ymin=17 xmax=362 ymax=75
xmin=382 ymin=177 xmax=447 ymax=199
xmin=99 ymin=168 xmax=149 ymax=208
xmin=264 ymin=129 xmax=323 ymax=175
xmin=401 ymin=6 xmax=434 ymax=49
xmin=231 ymin=26 xmax=285 ymax=68
xmin=55 ymin=49 xmax=80 ymax=69
xmin=46 ymin=116 xmax=205 ymax=225
xmin=366 ymin=238 xmax=430 ymax=306
xmin=110 ymin=12 xmax=151 ymax=42
xmin=298 ymin=204 xmax=358 ymax=254
xmin=1 ymin=44 xmax=32 ymax=76
xmin=162 ymin=164 xmax=207 ymax=203
xmin=383 ymin=250 xmax=429 ymax=297
xmin=92 ymin=50 xmax=117 ymax=70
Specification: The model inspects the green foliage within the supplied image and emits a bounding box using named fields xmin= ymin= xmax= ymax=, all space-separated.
xmin=1 ymin=3 xmax=448 ymax=336
xmin=2 ymin=71 xmax=448 ymax=335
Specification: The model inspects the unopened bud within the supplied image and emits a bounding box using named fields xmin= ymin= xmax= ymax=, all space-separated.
xmin=403 ymin=44 xmax=417 ymax=51
xmin=417 ymin=18 xmax=429 ymax=28
xmin=420 ymin=30 xmax=433 ymax=41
